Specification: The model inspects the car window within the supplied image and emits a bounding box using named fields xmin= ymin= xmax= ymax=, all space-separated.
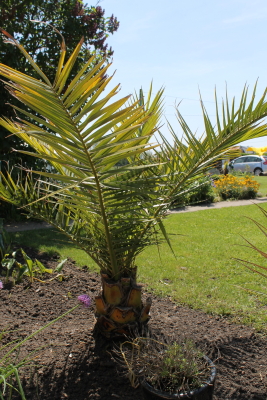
xmin=233 ymin=157 xmax=246 ymax=163
xmin=246 ymin=156 xmax=261 ymax=162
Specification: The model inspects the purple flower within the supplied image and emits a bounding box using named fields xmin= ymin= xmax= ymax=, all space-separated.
xmin=0 ymin=281 xmax=3 ymax=289
xmin=78 ymin=294 xmax=91 ymax=308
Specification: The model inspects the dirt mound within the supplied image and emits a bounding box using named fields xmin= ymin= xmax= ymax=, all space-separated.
xmin=0 ymin=249 xmax=266 ymax=399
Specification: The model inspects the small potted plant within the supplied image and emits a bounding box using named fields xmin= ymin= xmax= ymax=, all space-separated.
xmin=115 ymin=335 xmax=216 ymax=400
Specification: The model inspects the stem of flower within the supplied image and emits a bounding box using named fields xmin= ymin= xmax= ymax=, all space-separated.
xmin=1 ymin=304 xmax=79 ymax=363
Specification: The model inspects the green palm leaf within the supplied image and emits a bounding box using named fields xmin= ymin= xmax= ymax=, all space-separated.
xmin=0 ymin=31 xmax=164 ymax=280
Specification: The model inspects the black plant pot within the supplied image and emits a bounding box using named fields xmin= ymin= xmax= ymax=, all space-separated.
xmin=141 ymin=356 xmax=216 ymax=400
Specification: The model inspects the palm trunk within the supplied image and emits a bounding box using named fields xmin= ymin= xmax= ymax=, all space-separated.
xmin=95 ymin=272 xmax=152 ymax=337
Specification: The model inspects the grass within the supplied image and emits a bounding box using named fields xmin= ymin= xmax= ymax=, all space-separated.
xmin=255 ymin=175 xmax=267 ymax=197
xmin=10 ymin=203 xmax=267 ymax=331
xmin=138 ymin=204 xmax=267 ymax=331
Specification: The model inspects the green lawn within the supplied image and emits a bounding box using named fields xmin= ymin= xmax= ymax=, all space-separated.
xmin=255 ymin=175 xmax=267 ymax=196
xmin=138 ymin=204 xmax=267 ymax=330
xmin=10 ymin=203 xmax=267 ymax=331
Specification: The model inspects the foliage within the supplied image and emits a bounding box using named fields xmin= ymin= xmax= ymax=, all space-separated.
xmin=222 ymin=160 xmax=230 ymax=175
xmin=0 ymin=200 xmax=26 ymax=222
xmin=0 ymin=298 xmax=90 ymax=399
xmin=115 ymin=336 xmax=209 ymax=394
xmin=234 ymin=204 xmax=267 ymax=297
xmin=0 ymin=247 xmax=67 ymax=285
xmin=0 ymin=218 xmax=11 ymax=265
xmin=1 ymin=216 xmax=66 ymax=286
xmin=0 ymin=341 xmax=27 ymax=400
xmin=229 ymin=166 xmax=253 ymax=177
xmin=170 ymin=175 xmax=215 ymax=207
xmin=0 ymin=31 xmax=166 ymax=282
xmin=0 ymin=0 xmax=119 ymax=173
xmin=214 ymin=174 xmax=260 ymax=200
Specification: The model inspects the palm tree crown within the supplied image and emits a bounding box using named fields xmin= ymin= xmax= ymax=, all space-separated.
xmin=1 ymin=29 xmax=267 ymax=282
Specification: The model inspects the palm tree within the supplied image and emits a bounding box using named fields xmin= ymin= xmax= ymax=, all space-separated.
xmin=1 ymin=29 xmax=267 ymax=337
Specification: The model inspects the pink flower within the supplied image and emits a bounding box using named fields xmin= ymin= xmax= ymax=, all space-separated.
xmin=78 ymin=294 xmax=91 ymax=308
xmin=0 ymin=281 xmax=3 ymax=289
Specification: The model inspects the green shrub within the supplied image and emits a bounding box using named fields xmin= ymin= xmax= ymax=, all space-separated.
xmin=171 ymin=176 xmax=215 ymax=207
xmin=0 ymin=218 xmax=11 ymax=266
xmin=0 ymin=200 xmax=35 ymax=223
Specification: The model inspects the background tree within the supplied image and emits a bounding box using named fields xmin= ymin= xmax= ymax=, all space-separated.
xmin=0 ymin=0 xmax=119 ymax=170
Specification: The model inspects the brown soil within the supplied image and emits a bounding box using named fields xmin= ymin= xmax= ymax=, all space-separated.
xmin=0 ymin=248 xmax=267 ymax=400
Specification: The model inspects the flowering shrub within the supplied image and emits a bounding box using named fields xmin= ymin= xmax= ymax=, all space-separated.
xmin=214 ymin=174 xmax=260 ymax=200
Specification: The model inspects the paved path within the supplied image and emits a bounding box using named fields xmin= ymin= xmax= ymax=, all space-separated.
xmin=4 ymin=197 xmax=267 ymax=232
xmin=169 ymin=196 xmax=267 ymax=214
xmin=5 ymin=221 xmax=52 ymax=233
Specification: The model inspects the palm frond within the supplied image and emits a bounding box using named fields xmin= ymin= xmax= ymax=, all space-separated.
xmin=0 ymin=32 xmax=164 ymax=280
xmin=124 ymin=85 xmax=267 ymax=265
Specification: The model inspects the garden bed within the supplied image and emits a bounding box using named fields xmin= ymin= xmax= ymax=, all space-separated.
xmin=1 ymin=248 xmax=267 ymax=400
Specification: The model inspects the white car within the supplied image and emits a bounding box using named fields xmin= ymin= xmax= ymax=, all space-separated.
xmin=229 ymin=155 xmax=267 ymax=175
